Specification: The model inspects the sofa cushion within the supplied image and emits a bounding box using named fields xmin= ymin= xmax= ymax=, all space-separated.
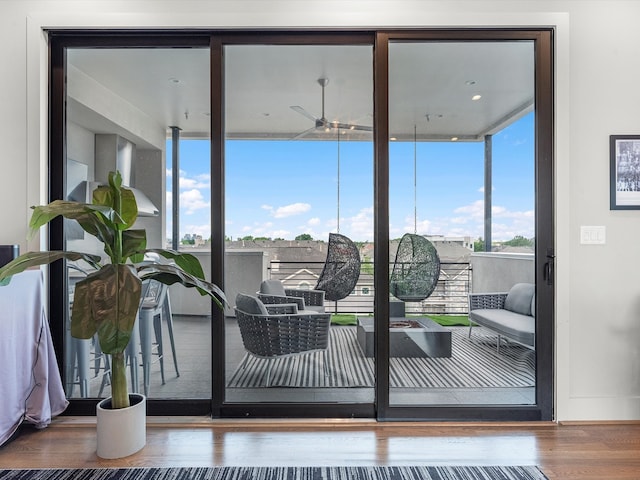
xmin=300 ymin=305 xmax=324 ymax=313
xmin=470 ymin=308 xmax=535 ymax=347
xmin=530 ymin=293 xmax=536 ymax=318
xmin=235 ymin=293 xmax=269 ymax=315
xmin=260 ymin=279 xmax=286 ymax=296
xmin=504 ymin=283 xmax=535 ymax=316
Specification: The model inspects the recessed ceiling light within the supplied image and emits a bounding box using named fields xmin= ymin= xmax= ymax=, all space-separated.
xmin=390 ymin=137 xmax=397 ymax=141
xmin=465 ymin=80 xmax=476 ymax=85
xmin=168 ymin=77 xmax=181 ymax=84
xmin=451 ymin=137 xmax=459 ymax=142
xmin=472 ymin=94 xmax=482 ymax=101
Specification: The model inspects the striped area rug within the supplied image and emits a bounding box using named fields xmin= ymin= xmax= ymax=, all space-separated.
xmin=227 ymin=326 xmax=535 ymax=388
xmin=0 ymin=466 xmax=549 ymax=480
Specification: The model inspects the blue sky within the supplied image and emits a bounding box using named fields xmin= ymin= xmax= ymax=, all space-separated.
xmin=167 ymin=112 xmax=534 ymax=243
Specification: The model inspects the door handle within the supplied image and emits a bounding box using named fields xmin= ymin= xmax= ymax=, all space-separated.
xmin=544 ymin=247 xmax=555 ymax=286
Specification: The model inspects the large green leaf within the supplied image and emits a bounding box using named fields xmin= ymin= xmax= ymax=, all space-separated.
xmin=118 ymin=187 xmax=139 ymax=229
xmin=122 ymin=229 xmax=147 ymax=263
xmin=0 ymin=251 xmax=101 ymax=285
xmin=146 ymin=249 xmax=206 ymax=279
xmin=71 ymin=211 xmax=116 ymax=250
xmin=71 ymin=264 xmax=142 ymax=355
xmin=70 ymin=277 xmax=96 ymax=339
xmin=137 ymin=263 xmax=226 ymax=308
xmin=29 ymin=201 xmax=112 ymax=238
xmin=93 ymin=172 xmax=138 ymax=229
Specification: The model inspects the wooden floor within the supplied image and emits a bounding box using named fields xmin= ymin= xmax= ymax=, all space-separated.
xmin=1 ymin=418 xmax=639 ymax=479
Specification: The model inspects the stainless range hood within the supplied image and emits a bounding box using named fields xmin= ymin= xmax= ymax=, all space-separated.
xmin=68 ymin=181 xmax=160 ymax=217
xmin=69 ymin=134 xmax=159 ymax=217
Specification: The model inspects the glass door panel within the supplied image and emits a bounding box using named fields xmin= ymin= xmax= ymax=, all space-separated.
xmin=223 ymin=44 xmax=374 ymax=404
xmin=387 ymin=41 xmax=536 ymax=406
xmin=65 ymin=47 xmax=211 ymax=400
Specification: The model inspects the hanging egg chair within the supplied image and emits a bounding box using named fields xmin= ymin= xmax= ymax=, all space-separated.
xmin=389 ymin=125 xmax=440 ymax=302
xmin=315 ymin=233 xmax=361 ymax=302
xmin=389 ymin=233 xmax=440 ymax=303
xmin=314 ymin=129 xmax=362 ymax=302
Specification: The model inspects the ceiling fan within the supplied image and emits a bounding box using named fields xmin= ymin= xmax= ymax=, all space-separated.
xmin=290 ymin=77 xmax=372 ymax=140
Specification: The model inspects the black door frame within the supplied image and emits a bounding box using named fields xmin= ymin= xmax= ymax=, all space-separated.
xmin=49 ymin=27 xmax=554 ymax=421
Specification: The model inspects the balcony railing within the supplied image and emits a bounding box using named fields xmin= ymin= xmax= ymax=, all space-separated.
xmin=267 ymin=260 xmax=471 ymax=315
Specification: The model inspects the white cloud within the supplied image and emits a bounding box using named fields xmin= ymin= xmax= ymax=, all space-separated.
xmin=449 ymin=200 xmax=534 ymax=241
xmin=454 ymin=200 xmax=485 ymax=218
xmin=271 ymin=230 xmax=291 ymax=239
xmin=180 ymin=173 xmax=210 ymax=189
xmin=238 ymin=221 xmax=291 ymax=239
xmin=307 ymin=217 xmax=321 ymax=226
xmin=272 ymin=202 xmax=311 ymax=218
xmin=339 ymin=207 xmax=374 ymax=241
xmin=414 ymin=219 xmax=432 ymax=235
xmin=182 ymin=223 xmax=211 ymax=239
xmin=180 ymin=189 xmax=210 ymax=214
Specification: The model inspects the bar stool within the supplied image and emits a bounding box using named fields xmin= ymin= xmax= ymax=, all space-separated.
xmin=138 ymin=279 xmax=179 ymax=396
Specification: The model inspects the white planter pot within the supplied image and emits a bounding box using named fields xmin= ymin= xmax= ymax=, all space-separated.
xmin=96 ymin=393 xmax=146 ymax=459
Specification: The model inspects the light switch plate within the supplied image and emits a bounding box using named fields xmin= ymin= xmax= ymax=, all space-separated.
xmin=580 ymin=226 xmax=606 ymax=244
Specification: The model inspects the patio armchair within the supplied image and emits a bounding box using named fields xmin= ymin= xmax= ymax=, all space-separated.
xmin=258 ymin=279 xmax=326 ymax=312
xmin=234 ymin=293 xmax=331 ymax=386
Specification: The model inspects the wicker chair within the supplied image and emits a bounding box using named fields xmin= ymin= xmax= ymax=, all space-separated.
xmin=315 ymin=233 xmax=361 ymax=302
xmin=258 ymin=279 xmax=325 ymax=313
xmin=234 ymin=293 xmax=331 ymax=386
xmin=390 ymin=233 xmax=441 ymax=302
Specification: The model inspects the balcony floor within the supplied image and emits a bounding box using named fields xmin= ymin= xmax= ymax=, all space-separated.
xmin=70 ymin=315 xmax=534 ymax=406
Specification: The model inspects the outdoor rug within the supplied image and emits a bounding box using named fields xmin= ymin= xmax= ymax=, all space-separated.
xmin=0 ymin=466 xmax=549 ymax=480
xmin=227 ymin=326 xmax=535 ymax=388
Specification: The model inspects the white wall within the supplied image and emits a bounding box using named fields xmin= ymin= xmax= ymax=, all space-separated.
xmin=3 ymin=0 xmax=640 ymax=421
xmin=169 ymin=250 xmax=269 ymax=317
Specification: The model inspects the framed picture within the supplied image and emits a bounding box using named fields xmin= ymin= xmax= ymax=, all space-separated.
xmin=610 ymin=135 xmax=640 ymax=209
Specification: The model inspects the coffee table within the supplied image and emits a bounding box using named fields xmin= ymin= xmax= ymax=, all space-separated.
xmin=356 ymin=316 xmax=452 ymax=358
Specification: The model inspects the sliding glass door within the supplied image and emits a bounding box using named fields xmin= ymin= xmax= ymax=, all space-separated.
xmin=55 ymin=36 xmax=214 ymax=413
xmin=376 ymin=30 xmax=553 ymax=420
xmin=222 ymin=41 xmax=376 ymax=412
xmin=50 ymin=29 xmax=553 ymax=420
xmin=387 ymin=40 xmax=536 ymax=407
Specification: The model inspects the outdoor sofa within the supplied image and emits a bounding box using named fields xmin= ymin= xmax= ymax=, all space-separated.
xmin=468 ymin=282 xmax=535 ymax=352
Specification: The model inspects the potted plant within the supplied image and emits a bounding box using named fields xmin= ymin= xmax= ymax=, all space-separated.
xmin=0 ymin=171 xmax=225 ymax=458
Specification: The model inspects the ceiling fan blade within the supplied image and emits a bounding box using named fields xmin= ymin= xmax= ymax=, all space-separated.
xmin=291 ymin=125 xmax=317 ymax=140
xmin=290 ymin=79 xmax=371 ymax=138
xmin=334 ymin=122 xmax=373 ymax=132
xmin=290 ymin=105 xmax=319 ymax=123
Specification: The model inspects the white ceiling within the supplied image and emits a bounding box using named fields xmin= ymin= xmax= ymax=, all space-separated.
xmin=67 ymin=41 xmax=534 ymax=145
